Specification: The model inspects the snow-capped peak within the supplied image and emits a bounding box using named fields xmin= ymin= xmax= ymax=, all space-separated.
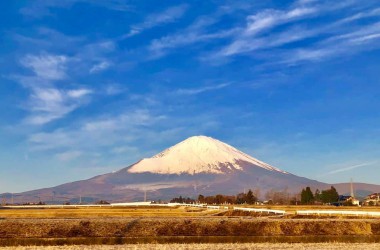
xmin=127 ymin=135 xmax=287 ymax=175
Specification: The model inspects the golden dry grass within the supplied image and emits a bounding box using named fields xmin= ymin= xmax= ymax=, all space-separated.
xmin=1 ymin=205 xmax=379 ymax=219
xmin=0 ymin=206 xmax=217 ymax=219
xmin=2 ymin=243 xmax=380 ymax=250
xmin=1 ymin=217 xmax=379 ymax=239
xmin=234 ymin=205 xmax=380 ymax=214
xmin=1 ymin=206 xmax=380 ymax=247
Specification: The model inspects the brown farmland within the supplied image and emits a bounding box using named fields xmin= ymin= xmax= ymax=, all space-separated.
xmin=1 ymin=205 xmax=380 ymax=247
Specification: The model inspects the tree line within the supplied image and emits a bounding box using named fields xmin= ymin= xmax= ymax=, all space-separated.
xmin=170 ymin=189 xmax=258 ymax=205
xmin=300 ymin=186 xmax=339 ymax=205
xmin=171 ymin=186 xmax=341 ymax=205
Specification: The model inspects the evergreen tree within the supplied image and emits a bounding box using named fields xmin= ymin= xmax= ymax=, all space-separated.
xmin=330 ymin=186 xmax=339 ymax=202
xmin=236 ymin=193 xmax=246 ymax=204
xmin=314 ymin=189 xmax=321 ymax=202
xmin=198 ymin=194 xmax=205 ymax=203
xmin=301 ymin=186 xmax=314 ymax=204
xmin=320 ymin=186 xmax=340 ymax=203
xmin=246 ymin=189 xmax=256 ymax=204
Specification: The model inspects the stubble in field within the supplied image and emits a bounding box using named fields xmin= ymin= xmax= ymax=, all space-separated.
xmin=2 ymin=243 xmax=380 ymax=250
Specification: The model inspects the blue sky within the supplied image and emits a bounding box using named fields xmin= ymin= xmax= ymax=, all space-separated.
xmin=1 ymin=0 xmax=380 ymax=192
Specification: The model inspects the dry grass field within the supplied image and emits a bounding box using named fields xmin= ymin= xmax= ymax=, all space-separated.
xmin=1 ymin=205 xmax=380 ymax=247
xmin=0 ymin=206 xmax=216 ymax=219
xmin=1 ymin=217 xmax=380 ymax=238
xmin=2 ymin=243 xmax=380 ymax=250
xmin=238 ymin=205 xmax=380 ymax=213
xmin=1 ymin=205 xmax=379 ymax=219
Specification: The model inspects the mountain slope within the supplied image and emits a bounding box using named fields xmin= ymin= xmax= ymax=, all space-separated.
xmin=5 ymin=135 xmax=380 ymax=203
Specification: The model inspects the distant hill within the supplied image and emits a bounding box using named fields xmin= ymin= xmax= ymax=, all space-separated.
xmin=333 ymin=183 xmax=380 ymax=199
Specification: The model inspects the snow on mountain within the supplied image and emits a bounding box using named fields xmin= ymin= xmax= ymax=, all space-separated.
xmin=127 ymin=135 xmax=287 ymax=175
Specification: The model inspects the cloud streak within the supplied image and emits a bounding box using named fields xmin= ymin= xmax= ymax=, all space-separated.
xmin=203 ymin=0 xmax=380 ymax=66
xmin=244 ymin=7 xmax=316 ymax=36
xmin=56 ymin=150 xmax=83 ymax=161
xmin=175 ymin=83 xmax=231 ymax=95
xmin=279 ymin=21 xmax=380 ymax=65
xmin=20 ymin=0 xmax=131 ymax=18
xmin=28 ymin=109 xmax=166 ymax=155
xmin=124 ymin=4 xmax=188 ymax=38
xmin=89 ymin=61 xmax=111 ymax=74
xmin=148 ymin=16 xmax=238 ymax=58
xmin=323 ymin=161 xmax=377 ymax=176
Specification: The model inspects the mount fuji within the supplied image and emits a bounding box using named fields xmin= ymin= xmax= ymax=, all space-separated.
xmin=7 ymin=136 xmax=380 ymax=203
xmin=128 ymin=136 xmax=287 ymax=175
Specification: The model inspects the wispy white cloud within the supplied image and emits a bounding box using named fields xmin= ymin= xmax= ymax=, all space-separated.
xmin=145 ymin=1 xmax=318 ymax=58
xmin=295 ymin=0 xmax=318 ymax=4
xmin=10 ymin=29 xmax=126 ymax=126
xmin=323 ymin=161 xmax=377 ymax=176
xmin=279 ymin=22 xmax=380 ymax=65
xmin=25 ymin=87 xmax=92 ymax=125
xmin=13 ymin=29 xmax=117 ymax=77
xmin=209 ymin=4 xmax=318 ymax=58
xmin=90 ymin=0 xmax=130 ymax=11
xmin=83 ymin=109 xmax=161 ymax=132
xmin=337 ymin=7 xmax=380 ymax=24
xmin=15 ymin=53 xmax=94 ymax=125
xmin=149 ymin=17 xmax=238 ymax=58
xmin=104 ymin=84 xmax=127 ymax=95
xmin=76 ymin=41 xmax=117 ymax=74
xmin=213 ymin=25 xmax=321 ymax=58
xmin=244 ymin=7 xmax=316 ymax=36
xmin=284 ymin=48 xmax=332 ymax=64
xmin=201 ymin=0 xmax=380 ymax=67
xmin=28 ymin=109 xmax=165 ymax=151
xmin=147 ymin=1 xmax=286 ymax=58
xmin=351 ymin=33 xmax=380 ymax=43
xmin=56 ymin=150 xmax=83 ymax=161
xmin=20 ymin=0 xmax=130 ymax=18
xmin=67 ymin=88 xmax=93 ymax=98
xmin=13 ymin=28 xmax=85 ymax=52
xmin=175 ymin=83 xmax=231 ymax=95
xmin=20 ymin=54 xmax=68 ymax=80
xmin=89 ymin=61 xmax=111 ymax=74
xmin=333 ymin=22 xmax=380 ymax=44
xmin=124 ymin=4 xmax=188 ymax=38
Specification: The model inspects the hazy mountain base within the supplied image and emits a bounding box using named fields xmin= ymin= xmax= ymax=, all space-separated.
xmin=12 ymin=164 xmax=327 ymax=203
xmin=11 ymin=166 xmax=380 ymax=204
xmin=2 ymin=243 xmax=380 ymax=250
